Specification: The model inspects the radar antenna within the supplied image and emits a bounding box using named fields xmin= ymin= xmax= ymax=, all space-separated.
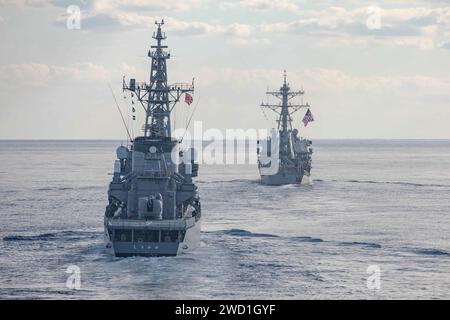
xmin=260 ymin=71 xmax=309 ymax=133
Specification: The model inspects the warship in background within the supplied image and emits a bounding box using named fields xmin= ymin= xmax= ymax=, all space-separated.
xmin=104 ymin=21 xmax=202 ymax=257
xmin=257 ymin=71 xmax=314 ymax=186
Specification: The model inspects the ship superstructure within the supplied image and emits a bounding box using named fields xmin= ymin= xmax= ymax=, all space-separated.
xmin=104 ymin=21 xmax=201 ymax=257
xmin=257 ymin=71 xmax=314 ymax=185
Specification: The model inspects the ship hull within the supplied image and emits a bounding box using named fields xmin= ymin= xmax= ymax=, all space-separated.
xmin=104 ymin=217 xmax=201 ymax=257
xmin=260 ymin=170 xmax=311 ymax=186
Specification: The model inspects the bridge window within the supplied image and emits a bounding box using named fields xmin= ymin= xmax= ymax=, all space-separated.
xmin=161 ymin=231 xmax=179 ymax=242
xmin=114 ymin=229 xmax=132 ymax=242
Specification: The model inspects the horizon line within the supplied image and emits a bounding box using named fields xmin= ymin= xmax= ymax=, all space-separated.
xmin=1 ymin=138 xmax=450 ymax=141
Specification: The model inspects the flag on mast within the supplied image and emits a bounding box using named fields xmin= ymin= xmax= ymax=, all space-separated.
xmin=185 ymin=92 xmax=193 ymax=105
xmin=302 ymin=108 xmax=314 ymax=126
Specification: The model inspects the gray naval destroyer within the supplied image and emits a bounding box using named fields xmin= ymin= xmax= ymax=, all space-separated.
xmin=257 ymin=71 xmax=314 ymax=185
xmin=104 ymin=21 xmax=201 ymax=257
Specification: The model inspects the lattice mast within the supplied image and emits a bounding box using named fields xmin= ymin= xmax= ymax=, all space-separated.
xmin=260 ymin=70 xmax=309 ymax=136
xmin=123 ymin=20 xmax=194 ymax=138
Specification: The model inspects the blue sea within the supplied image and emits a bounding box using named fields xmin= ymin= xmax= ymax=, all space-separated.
xmin=0 ymin=140 xmax=449 ymax=299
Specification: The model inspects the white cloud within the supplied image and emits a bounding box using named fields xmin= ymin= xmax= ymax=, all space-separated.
xmin=96 ymin=6 xmax=450 ymax=50
xmin=301 ymin=68 xmax=450 ymax=96
xmin=52 ymin=62 xmax=111 ymax=82
xmin=4 ymin=0 xmax=450 ymax=50
xmin=256 ymin=6 xmax=450 ymax=49
xmin=236 ymin=0 xmax=299 ymax=12
xmin=0 ymin=0 xmax=205 ymax=11
xmin=0 ymin=0 xmax=52 ymax=7
xmin=166 ymin=19 xmax=254 ymax=37
xmin=57 ymin=12 xmax=257 ymax=38
xmin=86 ymin=0 xmax=206 ymax=12
xmin=195 ymin=67 xmax=450 ymax=97
xmin=10 ymin=61 xmax=441 ymax=99
xmin=0 ymin=63 xmax=51 ymax=85
xmin=227 ymin=37 xmax=270 ymax=46
xmin=0 ymin=62 xmax=136 ymax=85
xmin=260 ymin=6 xmax=450 ymax=33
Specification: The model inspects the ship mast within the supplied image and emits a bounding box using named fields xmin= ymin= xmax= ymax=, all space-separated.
xmin=123 ymin=20 xmax=194 ymax=139
xmin=260 ymin=70 xmax=309 ymax=135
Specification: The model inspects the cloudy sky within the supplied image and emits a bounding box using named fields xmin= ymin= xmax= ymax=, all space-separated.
xmin=0 ymin=0 xmax=450 ymax=139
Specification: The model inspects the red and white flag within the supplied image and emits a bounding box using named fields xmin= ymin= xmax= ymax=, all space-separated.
xmin=302 ymin=108 xmax=314 ymax=126
xmin=185 ymin=93 xmax=193 ymax=105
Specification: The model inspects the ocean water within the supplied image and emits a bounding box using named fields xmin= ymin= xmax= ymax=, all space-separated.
xmin=0 ymin=140 xmax=449 ymax=299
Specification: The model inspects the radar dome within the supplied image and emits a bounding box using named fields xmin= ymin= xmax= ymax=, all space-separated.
xmin=116 ymin=146 xmax=129 ymax=160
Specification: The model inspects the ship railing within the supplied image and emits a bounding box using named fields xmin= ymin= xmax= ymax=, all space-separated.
xmin=169 ymin=83 xmax=194 ymax=91
xmin=108 ymin=217 xmax=196 ymax=230
xmin=128 ymin=82 xmax=193 ymax=93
